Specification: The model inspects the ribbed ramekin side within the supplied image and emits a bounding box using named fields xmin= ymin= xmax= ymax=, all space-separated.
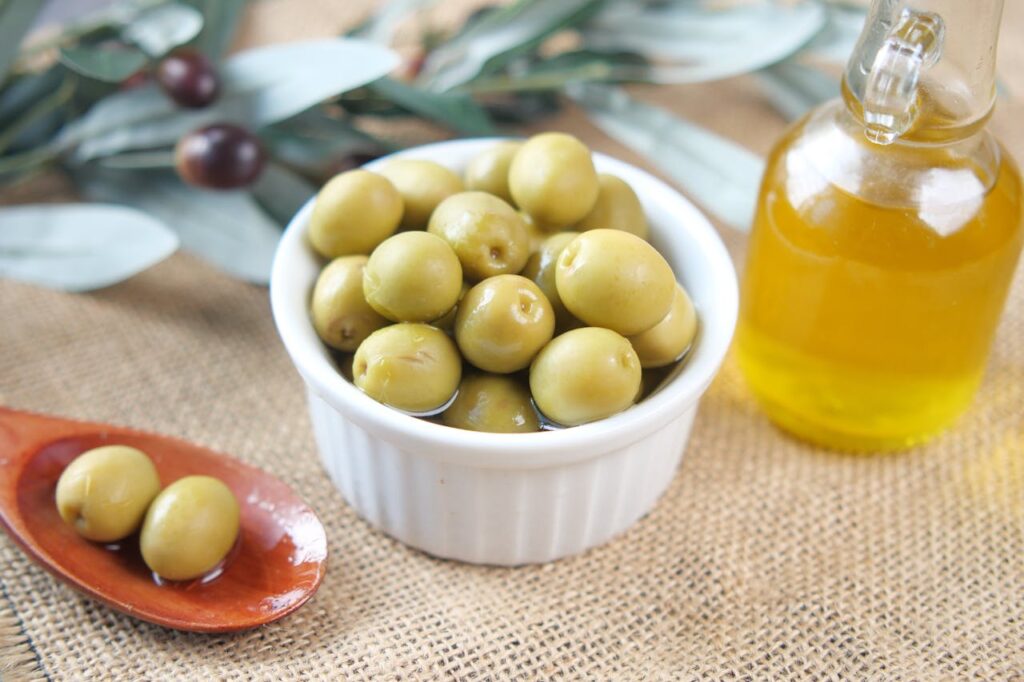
xmin=307 ymin=389 xmax=699 ymax=566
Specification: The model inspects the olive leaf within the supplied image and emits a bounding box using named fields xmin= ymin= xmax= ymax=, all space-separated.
xmin=0 ymin=0 xmax=44 ymax=83
xmin=803 ymin=3 xmax=866 ymax=63
xmin=181 ymin=0 xmax=248 ymax=61
xmin=260 ymin=109 xmax=391 ymax=179
xmin=251 ymin=162 xmax=317 ymax=226
xmin=757 ymin=61 xmax=839 ymax=121
xmin=370 ymin=77 xmax=497 ymax=135
xmin=417 ymin=0 xmax=605 ymax=92
xmin=121 ymin=2 xmax=204 ymax=58
xmin=0 ymin=203 xmax=179 ymax=292
xmin=571 ymin=83 xmax=764 ymax=232
xmin=59 ymin=44 xmax=149 ymax=83
xmin=352 ymin=0 xmax=439 ymax=44
xmin=581 ymin=1 xmax=827 ymax=83
xmin=465 ymin=50 xmax=649 ymax=94
xmin=78 ymin=168 xmax=283 ymax=284
xmin=0 ymin=67 xmax=64 ymax=129
xmin=58 ymin=39 xmax=400 ymax=163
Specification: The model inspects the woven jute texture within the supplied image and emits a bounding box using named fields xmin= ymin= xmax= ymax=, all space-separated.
xmin=2 ymin=2 xmax=1024 ymax=679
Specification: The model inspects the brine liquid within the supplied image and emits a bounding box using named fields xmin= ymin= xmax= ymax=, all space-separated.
xmin=737 ymin=131 xmax=1023 ymax=450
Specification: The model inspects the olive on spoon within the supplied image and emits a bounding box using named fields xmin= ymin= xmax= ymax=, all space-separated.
xmin=0 ymin=407 xmax=327 ymax=633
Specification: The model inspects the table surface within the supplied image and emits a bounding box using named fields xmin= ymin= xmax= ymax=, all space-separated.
xmin=2 ymin=1 xmax=1023 ymax=679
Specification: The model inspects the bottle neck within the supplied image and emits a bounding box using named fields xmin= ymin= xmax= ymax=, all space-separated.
xmin=842 ymin=0 xmax=1003 ymax=145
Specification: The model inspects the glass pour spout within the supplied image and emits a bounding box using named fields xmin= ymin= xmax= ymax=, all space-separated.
xmin=862 ymin=9 xmax=945 ymax=145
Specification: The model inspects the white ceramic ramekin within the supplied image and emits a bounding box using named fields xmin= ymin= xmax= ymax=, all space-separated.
xmin=270 ymin=138 xmax=737 ymax=565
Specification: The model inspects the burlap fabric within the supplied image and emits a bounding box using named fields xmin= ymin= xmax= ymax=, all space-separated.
xmin=2 ymin=2 xmax=1023 ymax=679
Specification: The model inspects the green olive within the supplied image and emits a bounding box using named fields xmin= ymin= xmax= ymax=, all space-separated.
xmin=508 ymin=132 xmax=598 ymax=228
xmin=575 ymin=174 xmax=648 ymax=240
xmin=455 ymin=275 xmax=555 ymax=374
xmin=521 ymin=231 xmax=578 ymax=328
xmin=353 ymin=323 xmax=462 ymax=413
xmin=55 ymin=445 xmax=161 ymax=542
xmin=555 ymin=229 xmax=675 ymax=336
xmin=428 ymin=191 xmax=530 ymax=281
xmin=308 ymin=170 xmax=403 ymax=258
xmin=520 ymin=212 xmax=549 ymax=254
xmin=442 ymin=373 xmax=540 ymax=433
xmin=529 ymin=327 xmax=641 ymax=426
xmin=463 ymin=141 xmax=521 ymax=203
xmin=627 ymin=283 xmax=697 ymax=368
xmin=311 ymin=256 xmax=390 ymax=351
xmin=363 ymin=231 xmax=463 ymax=322
xmin=140 ymin=476 xmax=240 ymax=581
xmin=431 ymin=281 xmax=470 ymax=333
xmin=377 ymin=159 xmax=464 ymax=230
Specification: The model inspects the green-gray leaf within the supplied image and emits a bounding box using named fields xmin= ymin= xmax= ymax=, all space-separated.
xmin=465 ymin=50 xmax=649 ymax=93
xmin=0 ymin=67 xmax=64 ymax=130
xmin=122 ymin=2 xmax=204 ymax=58
xmin=582 ymin=1 xmax=827 ymax=83
xmin=58 ymin=39 xmax=399 ymax=163
xmin=251 ymin=162 xmax=317 ymax=226
xmin=370 ymin=77 xmax=496 ymax=135
xmin=804 ymin=3 xmax=866 ymax=63
xmin=181 ymin=0 xmax=248 ymax=61
xmin=0 ymin=203 xmax=179 ymax=292
xmin=59 ymin=44 xmax=149 ymax=83
xmin=757 ymin=61 xmax=838 ymax=121
xmin=260 ymin=109 xmax=390 ymax=179
xmin=571 ymin=83 xmax=764 ymax=232
xmin=353 ymin=0 xmax=439 ymax=44
xmin=0 ymin=0 xmax=44 ymax=83
xmin=418 ymin=0 xmax=605 ymax=92
xmin=78 ymin=168 xmax=282 ymax=284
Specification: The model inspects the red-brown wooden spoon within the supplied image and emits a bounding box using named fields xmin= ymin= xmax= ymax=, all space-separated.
xmin=0 ymin=407 xmax=328 ymax=633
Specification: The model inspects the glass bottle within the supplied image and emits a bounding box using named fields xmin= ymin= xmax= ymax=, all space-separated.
xmin=736 ymin=0 xmax=1023 ymax=450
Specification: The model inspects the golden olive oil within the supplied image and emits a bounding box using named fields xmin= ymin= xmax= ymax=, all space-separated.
xmin=737 ymin=111 xmax=1023 ymax=450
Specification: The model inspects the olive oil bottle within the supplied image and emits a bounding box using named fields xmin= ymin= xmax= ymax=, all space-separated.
xmin=737 ymin=0 xmax=1023 ymax=449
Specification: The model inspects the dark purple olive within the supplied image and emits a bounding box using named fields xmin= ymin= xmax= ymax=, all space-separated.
xmin=156 ymin=49 xmax=220 ymax=108
xmin=175 ymin=123 xmax=266 ymax=190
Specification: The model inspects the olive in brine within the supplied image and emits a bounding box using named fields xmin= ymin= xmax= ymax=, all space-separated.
xmin=308 ymin=170 xmax=403 ymax=258
xmin=529 ymin=327 xmax=641 ymax=426
xmin=55 ymin=445 xmax=162 ymax=542
xmin=442 ymin=373 xmax=540 ymax=433
xmin=377 ymin=159 xmax=464 ymax=230
xmin=140 ymin=476 xmax=240 ymax=581
xmin=455 ymin=275 xmax=555 ymax=374
xmin=509 ymin=133 xmax=599 ymax=229
xmin=353 ymin=323 xmax=462 ymax=413
xmin=555 ymin=229 xmax=674 ymax=336
xmin=428 ymin=191 xmax=530 ymax=281
xmin=521 ymin=231 xmax=578 ymax=327
xmin=463 ymin=141 xmax=521 ymax=203
xmin=628 ymin=283 xmax=698 ymax=368
xmin=363 ymin=232 xmax=463 ymax=322
xmin=575 ymin=174 xmax=649 ymax=240
xmin=311 ymin=255 xmax=389 ymax=352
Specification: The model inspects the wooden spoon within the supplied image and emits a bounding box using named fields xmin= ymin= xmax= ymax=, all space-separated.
xmin=0 ymin=407 xmax=328 ymax=633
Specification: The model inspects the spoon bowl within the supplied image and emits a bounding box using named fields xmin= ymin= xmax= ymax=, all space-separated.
xmin=0 ymin=407 xmax=327 ymax=633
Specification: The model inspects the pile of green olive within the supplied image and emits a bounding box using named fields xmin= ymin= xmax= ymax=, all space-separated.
xmin=308 ymin=133 xmax=698 ymax=431
xmin=55 ymin=445 xmax=240 ymax=581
